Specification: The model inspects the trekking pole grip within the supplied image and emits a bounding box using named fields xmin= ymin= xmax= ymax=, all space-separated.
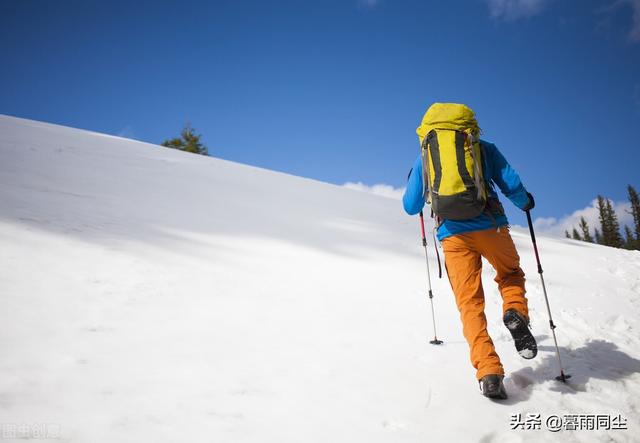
xmin=419 ymin=210 xmax=427 ymax=246
xmin=526 ymin=210 xmax=543 ymax=274
xmin=526 ymin=210 xmax=536 ymax=243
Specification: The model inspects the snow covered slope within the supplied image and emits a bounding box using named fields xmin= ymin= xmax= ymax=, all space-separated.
xmin=1 ymin=114 xmax=639 ymax=442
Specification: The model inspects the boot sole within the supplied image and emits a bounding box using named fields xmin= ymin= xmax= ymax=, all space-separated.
xmin=504 ymin=310 xmax=537 ymax=360
xmin=484 ymin=388 xmax=508 ymax=400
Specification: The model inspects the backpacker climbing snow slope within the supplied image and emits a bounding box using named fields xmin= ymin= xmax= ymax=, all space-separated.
xmin=404 ymin=103 xmax=536 ymax=400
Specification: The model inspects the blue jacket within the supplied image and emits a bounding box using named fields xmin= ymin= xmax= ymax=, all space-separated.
xmin=403 ymin=140 xmax=530 ymax=241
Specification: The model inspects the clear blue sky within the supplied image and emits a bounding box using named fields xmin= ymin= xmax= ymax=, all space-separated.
xmin=1 ymin=0 xmax=639 ymax=226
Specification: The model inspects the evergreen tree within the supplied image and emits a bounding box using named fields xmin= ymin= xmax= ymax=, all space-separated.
xmin=594 ymin=228 xmax=602 ymax=244
xmin=162 ymin=125 xmax=208 ymax=156
xmin=627 ymin=185 xmax=640 ymax=244
xmin=605 ymin=198 xmax=623 ymax=248
xmin=578 ymin=216 xmax=593 ymax=242
xmin=623 ymin=225 xmax=636 ymax=250
xmin=571 ymin=228 xmax=581 ymax=240
xmin=596 ymin=195 xmax=610 ymax=245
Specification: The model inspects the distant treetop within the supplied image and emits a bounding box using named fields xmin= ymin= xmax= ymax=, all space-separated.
xmin=162 ymin=124 xmax=208 ymax=156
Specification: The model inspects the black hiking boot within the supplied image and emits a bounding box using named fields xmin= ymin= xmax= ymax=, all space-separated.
xmin=503 ymin=309 xmax=537 ymax=359
xmin=479 ymin=374 xmax=508 ymax=400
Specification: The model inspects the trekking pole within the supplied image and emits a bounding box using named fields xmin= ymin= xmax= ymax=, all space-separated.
xmin=419 ymin=210 xmax=443 ymax=345
xmin=525 ymin=210 xmax=570 ymax=382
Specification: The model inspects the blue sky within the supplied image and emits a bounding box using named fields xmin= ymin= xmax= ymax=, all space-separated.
xmin=1 ymin=0 xmax=639 ymax=231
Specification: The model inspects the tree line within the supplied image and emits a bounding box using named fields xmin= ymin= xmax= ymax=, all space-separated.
xmin=566 ymin=185 xmax=640 ymax=250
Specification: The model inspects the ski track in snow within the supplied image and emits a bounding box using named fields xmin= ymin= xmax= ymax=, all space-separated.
xmin=1 ymin=114 xmax=639 ymax=442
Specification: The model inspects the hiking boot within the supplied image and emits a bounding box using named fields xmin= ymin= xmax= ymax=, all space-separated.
xmin=503 ymin=309 xmax=537 ymax=359
xmin=479 ymin=374 xmax=508 ymax=400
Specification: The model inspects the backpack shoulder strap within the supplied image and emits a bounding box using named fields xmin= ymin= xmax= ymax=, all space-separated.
xmin=420 ymin=131 xmax=434 ymax=204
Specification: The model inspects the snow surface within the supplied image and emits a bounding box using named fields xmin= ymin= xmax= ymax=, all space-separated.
xmin=1 ymin=114 xmax=639 ymax=442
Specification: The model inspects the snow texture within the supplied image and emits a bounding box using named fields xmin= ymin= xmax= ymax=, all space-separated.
xmin=1 ymin=115 xmax=639 ymax=442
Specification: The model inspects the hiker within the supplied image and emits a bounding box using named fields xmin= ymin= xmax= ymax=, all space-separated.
xmin=402 ymin=103 xmax=537 ymax=400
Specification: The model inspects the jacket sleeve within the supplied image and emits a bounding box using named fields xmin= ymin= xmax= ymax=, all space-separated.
xmin=484 ymin=142 xmax=530 ymax=210
xmin=402 ymin=155 xmax=425 ymax=215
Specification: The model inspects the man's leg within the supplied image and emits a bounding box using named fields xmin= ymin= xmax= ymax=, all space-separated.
xmin=442 ymin=233 xmax=504 ymax=380
xmin=475 ymin=227 xmax=529 ymax=319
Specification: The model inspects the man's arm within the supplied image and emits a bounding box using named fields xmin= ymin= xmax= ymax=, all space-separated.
xmin=403 ymin=155 xmax=425 ymax=215
xmin=484 ymin=142 xmax=531 ymax=210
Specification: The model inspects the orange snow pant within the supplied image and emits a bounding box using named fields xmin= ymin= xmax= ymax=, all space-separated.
xmin=441 ymin=227 xmax=528 ymax=380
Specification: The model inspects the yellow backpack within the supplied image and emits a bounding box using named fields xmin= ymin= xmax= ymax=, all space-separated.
xmin=416 ymin=103 xmax=488 ymax=220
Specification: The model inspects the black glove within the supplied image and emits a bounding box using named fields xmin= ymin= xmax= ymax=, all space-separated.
xmin=523 ymin=192 xmax=535 ymax=211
